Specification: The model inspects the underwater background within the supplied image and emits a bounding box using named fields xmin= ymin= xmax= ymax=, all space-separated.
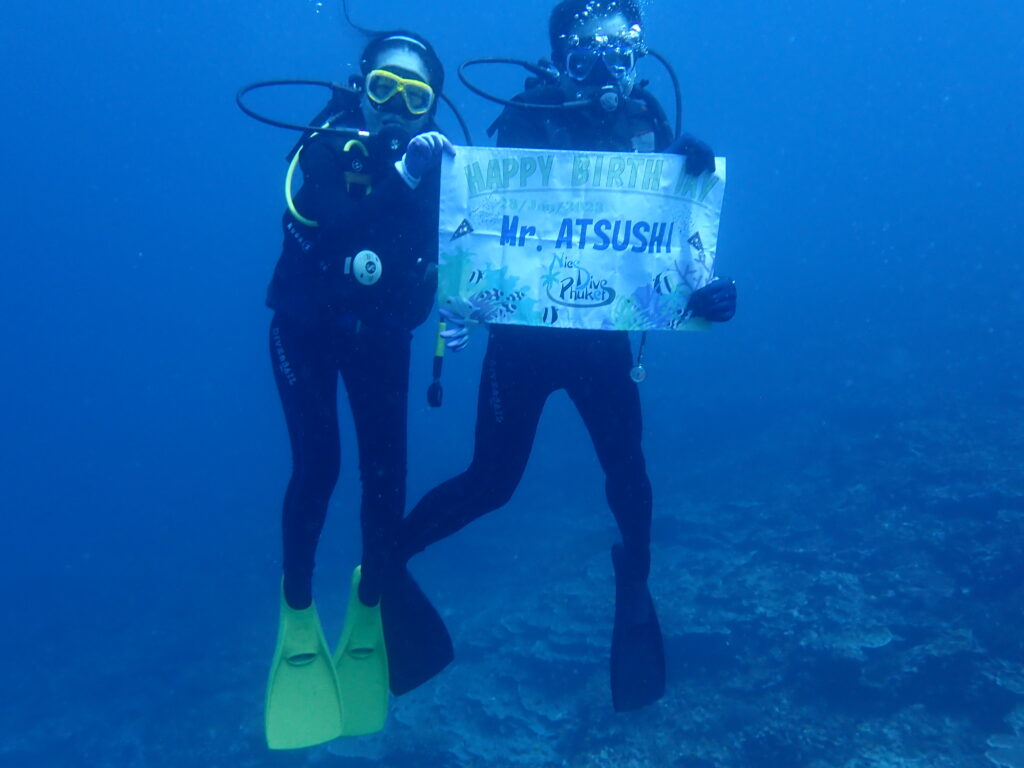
xmin=2 ymin=0 xmax=1022 ymax=765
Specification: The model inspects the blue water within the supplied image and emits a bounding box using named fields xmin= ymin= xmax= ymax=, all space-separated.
xmin=2 ymin=0 xmax=1022 ymax=765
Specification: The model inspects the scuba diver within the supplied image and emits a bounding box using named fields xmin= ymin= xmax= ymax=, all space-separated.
xmin=398 ymin=0 xmax=737 ymax=712
xmin=260 ymin=30 xmax=456 ymax=748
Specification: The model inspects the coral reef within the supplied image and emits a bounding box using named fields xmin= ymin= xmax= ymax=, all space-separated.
xmin=5 ymin=401 xmax=1021 ymax=767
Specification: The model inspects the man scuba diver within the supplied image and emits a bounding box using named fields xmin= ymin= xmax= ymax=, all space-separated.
xmin=401 ymin=0 xmax=737 ymax=712
xmin=262 ymin=30 xmax=456 ymax=748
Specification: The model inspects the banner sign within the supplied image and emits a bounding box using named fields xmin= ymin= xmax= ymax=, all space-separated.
xmin=438 ymin=146 xmax=726 ymax=331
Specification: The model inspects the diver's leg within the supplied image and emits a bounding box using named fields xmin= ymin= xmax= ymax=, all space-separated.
xmin=565 ymin=333 xmax=652 ymax=576
xmin=338 ymin=327 xmax=411 ymax=606
xmin=399 ymin=329 xmax=550 ymax=560
xmin=270 ymin=313 xmax=341 ymax=610
xmin=340 ymin=327 xmax=460 ymax=696
xmin=565 ymin=332 xmax=663 ymax=711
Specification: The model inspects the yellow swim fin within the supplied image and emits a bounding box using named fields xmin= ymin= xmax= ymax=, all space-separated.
xmin=333 ymin=566 xmax=389 ymax=736
xmin=265 ymin=589 xmax=345 ymax=749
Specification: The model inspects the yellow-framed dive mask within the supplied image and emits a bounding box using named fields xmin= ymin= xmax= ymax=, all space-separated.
xmin=365 ymin=69 xmax=435 ymax=116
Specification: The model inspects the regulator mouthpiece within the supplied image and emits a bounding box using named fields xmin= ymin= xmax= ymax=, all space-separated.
xmin=599 ymin=87 xmax=621 ymax=111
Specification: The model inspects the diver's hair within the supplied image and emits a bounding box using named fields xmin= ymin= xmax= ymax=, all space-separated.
xmin=359 ymin=30 xmax=445 ymax=93
xmin=548 ymin=0 xmax=643 ymax=63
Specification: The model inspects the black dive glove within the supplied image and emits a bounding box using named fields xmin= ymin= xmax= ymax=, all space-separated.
xmin=666 ymin=132 xmax=716 ymax=176
xmin=687 ymin=278 xmax=736 ymax=322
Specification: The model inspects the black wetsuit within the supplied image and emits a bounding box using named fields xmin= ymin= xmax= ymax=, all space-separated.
xmin=399 ymin=85 xmax=673 ymax=583
xmin=268 ymin=119 xmax=439 ymax=609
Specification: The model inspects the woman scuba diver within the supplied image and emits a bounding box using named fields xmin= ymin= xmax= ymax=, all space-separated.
xmin=259 ymin=30 xmax=456 ymax=749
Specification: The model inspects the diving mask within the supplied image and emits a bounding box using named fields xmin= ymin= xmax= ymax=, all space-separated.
xmin=365 ymin=69 xmax=435 ymax=116
xmin=565 ymin=43 xmax=637 ymax=83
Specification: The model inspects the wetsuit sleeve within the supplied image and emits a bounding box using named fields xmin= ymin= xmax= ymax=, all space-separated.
xmin=492 ymin=86 xmax=564 ymax=149
xmin=393 ymin=165 xmax=440 ymax=329
xmin=635 ymin=89 xmax=674 ymax=152
xmin=494 ymin=103 xmax=550 ymax=149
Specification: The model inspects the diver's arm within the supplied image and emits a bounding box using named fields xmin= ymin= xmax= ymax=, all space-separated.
xmin=638 ymin=89 xmax=674 ymax=152
xmin=400 ymin=174 xmax=441 ymax=330
xmin=380 ymin=142 xmax=447 ymax=331
xmin=496 ymin=121 xmax=545 ymax=149
xmin=493 ymin=89 xmax=555 ymax=149
xmin=385 ymin=132 xmax=454 ymax=328
xmin=495 ymin=110 xmax=549 ymax=149
xmin=634 ymin=87 xmax=714 ymax=173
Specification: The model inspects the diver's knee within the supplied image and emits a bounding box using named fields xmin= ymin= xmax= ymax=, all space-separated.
xmin=613 ymin=541 xmax=651 ymax=583
xmin=464 ymin=461 xmax=521 ymax=509
xmin=291 ymin=459 xmax=340 ymax=499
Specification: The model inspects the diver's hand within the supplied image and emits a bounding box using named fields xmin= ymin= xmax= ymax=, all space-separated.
xmin=439 ymin=307 xmax=470 ymax=351
xmin=687 ymin=277 xmax=736 ymax=322
xmin=666 ymin=132 xmax=716 ymax=176
xmin=396 ymin=132 xmax=456 ymax=188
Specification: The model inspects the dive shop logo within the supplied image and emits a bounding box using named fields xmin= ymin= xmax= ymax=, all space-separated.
xmin=272 ymin=327 xmax=297 ymax=386
xmin=486 ymin=356 xmax=504 ymax=423
xmin=285 ymin=220 xmax=313 ymax=253
xmin=543 ymin=254 xmax=616 ymax=308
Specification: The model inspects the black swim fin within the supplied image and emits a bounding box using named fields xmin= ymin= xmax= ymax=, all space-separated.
xmin=380 ymin=567 xmax=454 ymax=695
xmin=610 ymin=544 xmax=666 ymax=711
